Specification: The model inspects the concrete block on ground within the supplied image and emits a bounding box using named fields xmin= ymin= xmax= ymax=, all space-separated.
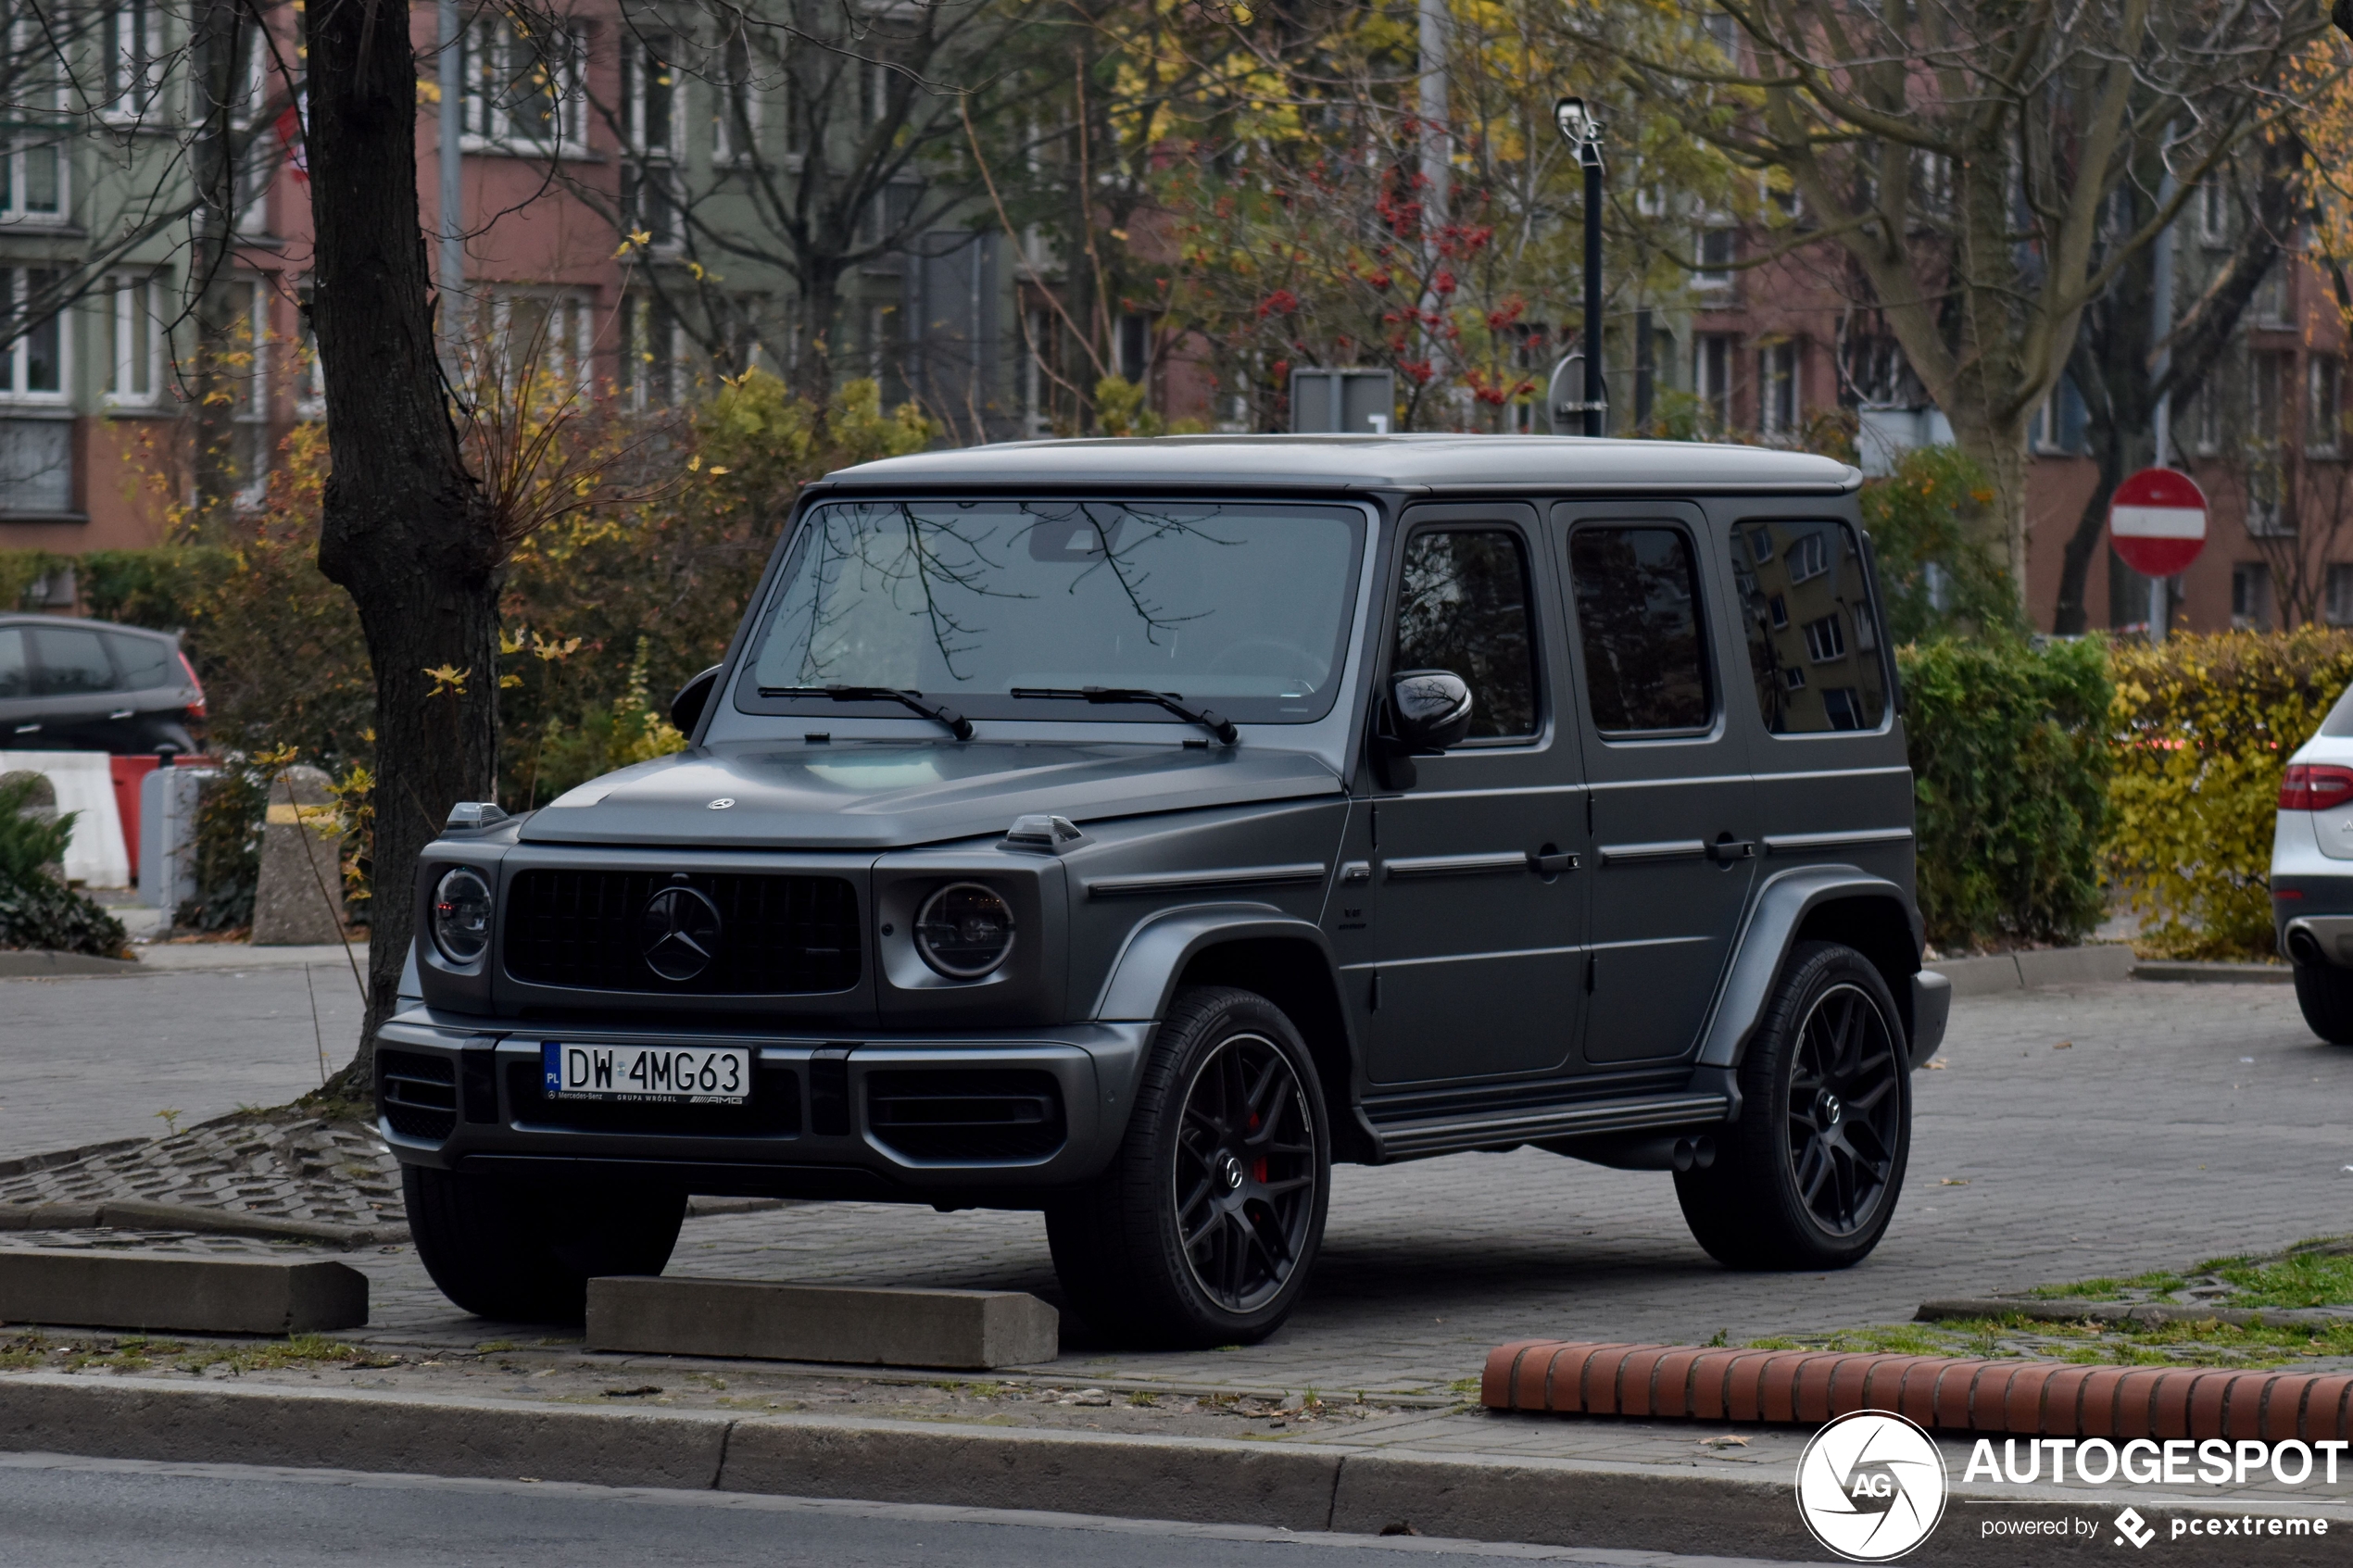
xmin=2133 ymin=959 xmax=2294 ymax=985
xmin=0 ymin=1248 xmax=367 ymax=1334
xmin=2012 ymin=944 xmax=2135 ymax=987
xmin=585 ymin=1276 xmax=1058 ymax=1369
xmin=250 ymin=765 xmax=344 ymax=946
xmin=1932 ymin=954 xmax=2021 ymax=997
xmin=0 ymin=950 xmax=142 ymax=979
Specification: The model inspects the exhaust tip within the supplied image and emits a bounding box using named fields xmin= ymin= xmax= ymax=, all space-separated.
xmin=2290 ymin=929 xmax=2325 ymax=969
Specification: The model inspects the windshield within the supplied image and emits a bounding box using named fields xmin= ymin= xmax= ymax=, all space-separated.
xmin=740 ymin=498 xmax=1366 ymax=727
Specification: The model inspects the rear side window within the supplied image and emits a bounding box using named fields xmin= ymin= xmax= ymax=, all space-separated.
xmin=1734 ymin=521 xmax=1887 ymax=734
xmin=1392 ymin=528 xmax=1538 ymax=740
xmin=107 ymin=633 xmax=174 ymax=691
xmin=0 ymin=628 xmax=24 ymax=699
xmin=29 ymin=626 xmax=118 ymax=696
xmin=1568 ymin=526 xmax=1712 ymax=734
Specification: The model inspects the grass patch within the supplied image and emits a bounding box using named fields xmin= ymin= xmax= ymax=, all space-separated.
xmin=1778 ymin=1311 xmax=2353 ymax=1372
xmin=2026 ymin=1271 xmax=2186 ymax=1302
xmin=2208 ymin=1248 xmax=2353 ymax=1310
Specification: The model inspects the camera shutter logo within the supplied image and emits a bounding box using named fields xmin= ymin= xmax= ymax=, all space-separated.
xmin=1794 ymin=1411 xmax=1948 ymax=1562
xmin=640 ymin=884 xmax=724 ymax=982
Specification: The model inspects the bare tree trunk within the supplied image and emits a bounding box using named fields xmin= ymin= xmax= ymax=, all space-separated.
xmin=304 ymin=0 xmax=499 ymax=1096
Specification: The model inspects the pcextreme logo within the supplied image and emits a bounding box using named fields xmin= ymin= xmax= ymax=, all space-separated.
xmin=1795 ymin=1411 xmax=1951 ymax=1562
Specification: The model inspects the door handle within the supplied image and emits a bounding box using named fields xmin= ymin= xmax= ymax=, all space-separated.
xmin=1706 ymin=835 xmax=1756 ymax=864
xmin=1528 ymin=850 xmax=1580 ymax=875
xmin=107 ymin=709 xmax=133 ymax=721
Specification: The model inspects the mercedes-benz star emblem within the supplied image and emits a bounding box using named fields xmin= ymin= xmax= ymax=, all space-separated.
xmin=640 ymin=884 xmax=724 ymax=982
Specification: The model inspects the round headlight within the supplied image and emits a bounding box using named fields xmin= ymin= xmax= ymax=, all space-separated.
xmin=913 ymin=882 xmax=1015 ymax=979
xmin=431 ymin=867 xmax=494 ymax=965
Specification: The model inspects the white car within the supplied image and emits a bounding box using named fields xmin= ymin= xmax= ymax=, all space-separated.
xmin=2273 ymin=689 xmax=2353 ymax=1040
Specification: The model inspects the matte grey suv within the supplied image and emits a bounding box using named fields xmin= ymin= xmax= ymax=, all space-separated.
xmin=382 ymin=436 xmax=1950 ymax=1346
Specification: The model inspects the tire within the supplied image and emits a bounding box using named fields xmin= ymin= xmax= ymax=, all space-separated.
xmin=1047 ymin=985 xmax=1332 ymax=1348
xmin=2291 ymin=959 xmax=2353 ymax=1045
xmin=402 ymin=1164 xmax=686 ymax=1323
xmin=1675 ymin=941 xmax=1912 ymax=1271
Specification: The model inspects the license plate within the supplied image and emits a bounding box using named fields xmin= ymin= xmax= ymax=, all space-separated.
xmin=541 ymin=1042 xmax=749 ymax=1105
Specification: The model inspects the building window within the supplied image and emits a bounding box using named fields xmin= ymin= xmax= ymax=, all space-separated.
xmin=0 ymin=419 xmax=69 ymax=513
xmin=1702 ymin=9 xmax=1738 ymax=56
xmin=104 ymin=274 xmax=162 ymax=408
xmin=203 ymin=279 xmax=272 ymax=505
xmin=1758 ymin=340 xmax=1796 ymax=437
xmin=1695 ymin=333 xmax=1733 ymax=429
xmin=1118 ymin=313 xmax=1151 ymax=384
xmin=2192 ymin=380 xmax=2221 ymax=457
xmin=712 ymin=29 xmax=764 ymax=163
xmin=102 ymin=1 xmax=168 ymax=122
xmin=295 ymin=289 xmax=325 ymax=420
xmin=623 ymin=33 xmax=677 ymax=157
xmin=2233 ymin=562 xmax=2274 ymax=631
xmin=487 ymin=291 xmax=595 ymax=390
xmin=2252 ymin=350 xmax=2287 ymax=443
xmin=2312 ymin=358 xmax=2344 ymax=458
xmin=621 ymin=166 xmax=677 ymax=250
xmin=1788 ymin=529 xmax=1830 ymax=583
xmin=618 ymin=293 xmax=681 ymax=409
xmin=2329 ymin=563 xmax=2353 ymax=627
xmin=2254 ymin=262 xmax=2291 ymax=329
xmin=463 ymin=19 xmax=586 ymax=151
xmin=0 ymin=269 xmax=67 ymax=401
xmin=2196 ymin=178 xmax=2228 ymax=245
xmin=1694 ymin=226 xmax=1735 ymax=292
xmin=1802 ymin=610 xmax=1846 ymax=663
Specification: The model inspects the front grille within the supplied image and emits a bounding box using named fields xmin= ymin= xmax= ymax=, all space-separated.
xmin=380 ymin=1049 xmax=458 ymax=1141
xmin=866 ymin=1070 xmax=1065 ymax=1162
xmin=504 ymin=870 xmax=861 ymax=995
xmin=506 ymin=1060 xmax=802 ymax=1136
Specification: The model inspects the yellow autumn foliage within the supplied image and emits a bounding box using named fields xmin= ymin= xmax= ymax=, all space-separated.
xmin=2108 ymin=631 xmax=2353 ymax=960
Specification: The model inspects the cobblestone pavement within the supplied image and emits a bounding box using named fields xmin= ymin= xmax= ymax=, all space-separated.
xmin=0 ymin=966 xmax=363 ymax=1162
xmin=0 ymin=1111 xmax=399 ymax=1229
xmin=4 ymin=978 xmax=2347 ymax=1423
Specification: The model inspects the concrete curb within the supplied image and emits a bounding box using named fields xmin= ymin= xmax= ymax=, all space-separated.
xmin=2133 ymin=960 xmax=2294 ymax=985
xmin=0 ymin=1199 xmax=405 ymax=1249
xmin=2 ymin=1373 xmax=2349 ymax=1563
xmin=0 ymin=949 xmax=143 ymax=979
xmin=1918 ymin=1296 xmax=2353 ymax=1329
xmin=1932 ymin=945 xmax=2136 ymax=997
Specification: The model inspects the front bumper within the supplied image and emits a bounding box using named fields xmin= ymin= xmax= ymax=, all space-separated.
xmin=374 ymin=1007 xmax=1153 ymax=1201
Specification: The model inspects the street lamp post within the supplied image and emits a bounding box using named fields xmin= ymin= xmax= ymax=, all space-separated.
xmin=1554 ymin=96 xmax=1606 ymax=437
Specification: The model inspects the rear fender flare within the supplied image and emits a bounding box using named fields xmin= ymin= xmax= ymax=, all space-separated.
xmin=1696 ymin=865 xmax=1922 ymax=1073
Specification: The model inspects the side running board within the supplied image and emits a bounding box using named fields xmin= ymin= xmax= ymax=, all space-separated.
xmin=1367 ymin=1092 xmax=1732 ymax=1162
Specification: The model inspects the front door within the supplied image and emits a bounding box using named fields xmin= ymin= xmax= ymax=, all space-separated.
xmin=1553 ymin=504 xmax=1758 ymax=1065
xmin=1365 ymin=505 xmax=1588 ymax=1085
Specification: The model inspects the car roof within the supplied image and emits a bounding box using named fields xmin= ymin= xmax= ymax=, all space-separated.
xmin=0 ymin=614 xmax=176 ymax=642
xmin=817 ymin=433 xmax=1862 ymax=495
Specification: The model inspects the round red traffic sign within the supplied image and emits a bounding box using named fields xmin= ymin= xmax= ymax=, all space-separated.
xmin=2108 ymin=467 xmax=2208 ymax=578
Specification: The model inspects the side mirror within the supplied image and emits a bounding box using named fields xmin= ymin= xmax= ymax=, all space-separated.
xmin=670 ymin=665 xmax=724 ymax=737
xmin=1390 ymin=669 xmax=1474 ymax=751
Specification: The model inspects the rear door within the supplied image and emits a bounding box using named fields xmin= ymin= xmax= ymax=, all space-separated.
xmin=26 ymin=623 xmax=126 ymax=749
xmin=1552 ymin=503 xmax=1758 ymax=1066
xmin=1365 ymin=504 xmax=1588 ymax=1085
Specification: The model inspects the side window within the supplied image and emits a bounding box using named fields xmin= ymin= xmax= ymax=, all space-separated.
xmin=107 ymin=633 xmax=173 ymax=691
xmin=29 ymin=627 xmax=119 ymax=696
xmin=0 ymin=628 xmax=24 ymax=698
xmin=1734 ymin=521 xmax=1888 ymax=734
xmin=1567 ymin=526 xmax=1712 ymax=734
xmin=1393 ymin=528 xmax=1538 ymax=740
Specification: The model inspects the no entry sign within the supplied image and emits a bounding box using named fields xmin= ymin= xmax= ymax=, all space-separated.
xmin=2109 ymin=467 xmax=2209 ymax=579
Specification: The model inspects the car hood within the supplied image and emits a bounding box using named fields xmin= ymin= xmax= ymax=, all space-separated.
xmin=518 ymin=741 xmax=1346 ymax=850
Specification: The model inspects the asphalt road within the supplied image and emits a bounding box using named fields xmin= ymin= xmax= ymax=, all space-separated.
xmin=0 ymin=1455 xmax=1820 ymax=1568
xmin=0 ymin=964 xmax=363 ymax=1161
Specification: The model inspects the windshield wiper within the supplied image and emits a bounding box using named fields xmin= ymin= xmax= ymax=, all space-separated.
xmin=757 ymin=684 xmax=975 ymax=742
xmin=1011 ymin=685 xmax=1239 ymax=746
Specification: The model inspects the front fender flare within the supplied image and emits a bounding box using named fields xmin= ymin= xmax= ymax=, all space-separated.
xmin=1091 ymin=902 xmax=1338 ymax=1022
xmin=1695 ymin=864 xmax=1921 ymax=1072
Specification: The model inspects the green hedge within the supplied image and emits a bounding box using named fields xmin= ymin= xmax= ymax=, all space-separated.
xmin=1899 ymin=636 xmax=2113 ymax=952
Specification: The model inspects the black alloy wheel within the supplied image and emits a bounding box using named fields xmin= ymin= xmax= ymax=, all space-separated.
xmin=1784 ymin=982 xmax=1904 ymax=1237
xmin=1173 ymin=1031 xmax=1319 ymax=1313
xmin=1674 ymin=940 xmax=1912 ymax=1271
xmin=1046 ymin=985 xmax=1332 ymax=1347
